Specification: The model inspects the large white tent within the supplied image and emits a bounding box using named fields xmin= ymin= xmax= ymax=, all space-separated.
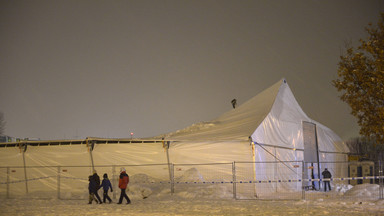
xmin=157 ymin=78 xmax=349 ymax=197
xmin=0 ymin=79 xmax=349 ymax=199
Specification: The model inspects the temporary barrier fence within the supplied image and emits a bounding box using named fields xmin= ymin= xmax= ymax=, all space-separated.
xmin=0 ymin=161 xmax=383 ymax=201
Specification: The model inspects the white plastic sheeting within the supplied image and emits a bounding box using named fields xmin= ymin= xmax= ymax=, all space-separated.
xmin=0 ymin=79 xmax=350 ymax=198
xmin=161 ymin=79 xmax=349 ymax=195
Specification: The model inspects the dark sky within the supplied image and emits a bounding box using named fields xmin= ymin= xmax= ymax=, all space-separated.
xmin=1 ymin=0 xmax=383 ymax=140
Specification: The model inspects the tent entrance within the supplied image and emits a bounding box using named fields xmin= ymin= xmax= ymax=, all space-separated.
xmin=302 ymin=121 xmax=320 ymax=190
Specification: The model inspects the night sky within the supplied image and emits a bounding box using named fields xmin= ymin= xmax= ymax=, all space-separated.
xmin=1 ymin=0 xmax=383 ymax=140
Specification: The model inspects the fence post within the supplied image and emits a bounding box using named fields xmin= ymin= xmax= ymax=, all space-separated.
xmin=57 ymin=166 xmax=61 ymax=199
xmin=170 ymin=163 xmax=174 ymax=194
xmin=232 ymin=162 xmax=236 ymax=199
xmin=6 ymin=167 xmax=10 ymax=199
xmin=22 ymin=149 xmax=28 ymax=194
xmin=379 ymin=157 xmax=383 ymax=199
xmin=112 ymin=165 xmax=116 ymax=199
xmin=302 ymin=161 xmax=305 ymax=200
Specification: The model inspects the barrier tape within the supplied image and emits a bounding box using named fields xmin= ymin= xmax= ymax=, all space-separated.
xmin=1 ymin=176 xmax=383 ymax=185
xmin=60 ymin=176 xmax=87 ymax=181
xmin=303 ymin=176 xmax=382 ymax=182
xmin=0 ymin=175 xmax=56 ymax=185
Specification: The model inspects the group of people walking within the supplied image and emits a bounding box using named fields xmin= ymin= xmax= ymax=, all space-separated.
xmin=88 ymin=167 xmax=131 ymax=204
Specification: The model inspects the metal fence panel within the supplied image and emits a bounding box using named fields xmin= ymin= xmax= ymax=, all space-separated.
xmin=173 ymin=163 xmax=234 ymax=199
xmin=0 ymin=161 xmax=383 ymax=201
xmin=235 ymin=161 xmax=303 ymax=200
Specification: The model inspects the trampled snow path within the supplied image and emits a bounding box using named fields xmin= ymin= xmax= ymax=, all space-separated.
xmin=1 ymin=197 xmax=383 ymax=216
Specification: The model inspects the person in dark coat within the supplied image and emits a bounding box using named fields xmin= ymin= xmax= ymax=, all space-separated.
xmin=101 ymin=173 xmax=113 ymax=203
xmin=117 ymin=167 xmax=131 ymax=204
xmin=88 ymin=175 xmax=98 ymax=204
xmin=231 ymin=99 xmax=237 ymax=109
xmin=91 ymin=170 xmax=103 ymax=203
xmin=322 ymin=168 xmax=332 ymax=192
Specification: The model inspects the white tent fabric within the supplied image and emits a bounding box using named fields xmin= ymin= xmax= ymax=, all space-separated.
xmin=159 ymin=78 xmax=349 ymax=196
xmin=0 ymin=79 xmax=349 ymax=198
xmin=160 ymin=78 xmax=348 ymax=157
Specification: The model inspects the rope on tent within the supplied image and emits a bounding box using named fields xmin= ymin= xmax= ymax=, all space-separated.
xmin=254 ymin=141 xmax=299 ymax=175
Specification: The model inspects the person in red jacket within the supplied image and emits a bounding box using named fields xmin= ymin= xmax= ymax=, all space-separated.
xmin=117 ymin=167 xmax=131 ymax=204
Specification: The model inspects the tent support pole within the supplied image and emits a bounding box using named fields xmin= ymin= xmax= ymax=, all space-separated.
xmin=251 ymin=142 xmax=258 ymax=198
xmin=22 ymin=147 xmax=28 ymax=194
xmin=6 ymin=167 xmax=10 ymax=199
xmin=302 ymin=161 xmax=305 ymax=200
xmin=87 ymin=138 xmax=95 ymax=171
xmin=255 ymin=142 xmax=298 ymax=175
xmin=57 ymin=166 xmax=61 ymax=199
xmin=314 ymin=125 xmax=321 ymax=191
xmin=232 ymin=162 xmax=236 ymax=199
xmin=165 ymin=141 xmax=174 ymax=194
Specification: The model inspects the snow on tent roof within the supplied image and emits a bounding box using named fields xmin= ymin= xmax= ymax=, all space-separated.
xmin=157 ymin=79 xmax=283 ymax=141
xmin=156 ymin=78 xmax=348 ymax=154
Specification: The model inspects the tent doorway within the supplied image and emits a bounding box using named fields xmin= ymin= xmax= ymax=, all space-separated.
xmin=303 ymin=121 xmax=320 ymax=190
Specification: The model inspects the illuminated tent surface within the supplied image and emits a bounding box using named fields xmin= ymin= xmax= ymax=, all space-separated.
xmin=158 ymin=78 xmax=349 ymax=162
xmin=0 ymin=79 xmax=349 ymax=198
xmin=153 ymin=78 xmax=349 ymax=197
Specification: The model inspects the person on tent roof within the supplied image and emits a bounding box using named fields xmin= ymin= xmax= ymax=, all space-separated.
xmin=231 ymin=99 xmax=237 ymax=109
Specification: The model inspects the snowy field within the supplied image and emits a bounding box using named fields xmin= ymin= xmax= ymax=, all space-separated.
xmin=1 ymin=195 xmax=384 ymax=216
xmin=1 ymin=169 xmax=383 ymax=215
xmin=1 ymin=183 xmax=383 ymax=216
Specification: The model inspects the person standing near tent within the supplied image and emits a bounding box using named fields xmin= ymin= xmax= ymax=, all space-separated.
xmin=101 ymin=173 xmax=113 ymax=203
xmin=88 ymin=175 xmax=98 ymax=204
xmin=91 ymin=170 xmax=103 ymax=203
xmin=117 ymin=167 xmax=131 ymax=204
xmin=322 ymin=168 xmax=332 ymax=192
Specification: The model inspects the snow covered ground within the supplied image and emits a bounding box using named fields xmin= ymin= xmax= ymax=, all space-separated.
xmin=1 ymin=169 xmax=383 ymax=215
xmin=1 ymin=181 xmax=383 ymax=216
xmin=1 ymin=194 xmax=383 ymax=216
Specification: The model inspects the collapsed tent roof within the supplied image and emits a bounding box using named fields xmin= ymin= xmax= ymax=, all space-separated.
xmin=0 ymin=78 xmax=350 ymax=198
xmin=157 ymin=79 xmax=281 ymax=141
xmin=157 ymin=79 xmax=349 ymax=154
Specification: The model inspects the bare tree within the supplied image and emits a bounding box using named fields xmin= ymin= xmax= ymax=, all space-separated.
xmin=0 ymin=112 xmax=5 ymax=136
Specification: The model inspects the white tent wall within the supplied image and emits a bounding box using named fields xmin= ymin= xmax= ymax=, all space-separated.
xmin=92 ymin=143 xmax=168 ymax=166
xmin=91 ymin=143 xmax=170 ymax=183
xmin=25 ymin=145 xmax=91 ymax=166
xmin=250 ymin=80 xmax=349 ymax=194
xmin=0 ymin=147 xmax=25 ymax=197
xmin=0 ymin=79 xmax=351 ymax=199
xmin=23 ymin=145 xmax=90 ymax=198
xmin=90 ymin=143 xmax=170 ymax=200
xmin=0 ymin=147 xmax=24 ymax=167
xmin=169 ymin=141 xmax=252 ymax=182
xmin=0 ymin=143 xmax=171 ymax=198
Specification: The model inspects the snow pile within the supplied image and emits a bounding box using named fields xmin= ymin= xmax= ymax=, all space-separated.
xmin=126 ymin=168 xmax=233 ymax=200
xmin=156 ymin=121 xmax=217 ymax=138
xmin=175 ymin=167 xmax=204 ymax=183
xmin=128 ymin=173 xmax=165 ymax=199
xmin=173 ymin=168 xmax=232 ymax=199
xmin=344 ymin=184 xmax=380 ymax=200
xmin=334 ymin=183 xmax=353 ymax=194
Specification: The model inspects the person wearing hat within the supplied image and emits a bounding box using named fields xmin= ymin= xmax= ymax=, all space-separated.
xmin=117 ymin=167 xmax=131 ymax=204
xmin=101 ymin=173 xmax=113 ymax=203
xmin=321 ymin=168 xmax=332 ymax=192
